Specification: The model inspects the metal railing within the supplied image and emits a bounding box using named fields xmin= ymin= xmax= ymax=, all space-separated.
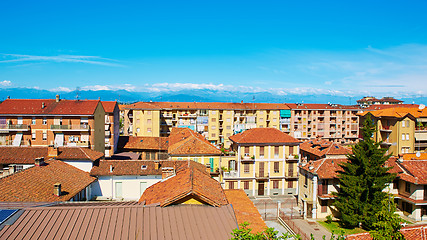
xmin=223 ymin=171 xmax=238 ymax=178
xmin=278 ymin=210 xmax=310 ymax=240
xmin=0 ymin=124 xmax=29 ymax=130
xmin=50 ymin=124 xmax=89 ymax=130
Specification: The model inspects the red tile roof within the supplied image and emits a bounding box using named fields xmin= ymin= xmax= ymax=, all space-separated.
xmin=168 ymin=127 xmax=222 ymax=155
xmin=0 ymin=159 xmax=96 ymax=202
xmin=90 ymin=160 xmax=199 ymax=176
xmin=118 ymin=136 xmax=169 ymax=151
xmin=397 ymin=160 xmax=427 ymax=184
xmin=359 ymin=107 xmax=427 ymax=118
xmin=101 ymin=101 xmax=118 ymax=113
xmin=300 ymin=139 xmax=352 ymax=158
xmin=346 ymin=224 xmax=427 ymax=240
xmin=139 ymin=162 xmax=228 ymax=207
xmin=121 ymin=102 xmax=291 ymax=110
xmin=0 ymin=147 xmax=103 ymax=164
xmin=0 ymin=99 xmax=102 ymax=115
xmin=229 ymin=128 xmax=300 ymax=144
xmin=286 ymin=103 xmax=360 ymax=110
xmin=224 ymin=189 xmax=267 ymax=234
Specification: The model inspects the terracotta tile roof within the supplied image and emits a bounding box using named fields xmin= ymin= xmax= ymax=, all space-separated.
xmin=346 ymin=224 xmax=427 ymax=240
xmin=0 ymin=159 xmax=96 ymax=202
xmin=397 ymin=159 xmax=427 ymax=184
xmin=55 ymin=147 xmax=104 ymax=161
xmin=0 ymin=204 xmax=238 ymax=240
xmin=286 ymin=103 xmax=361 ymax=110
xmin=229 ymin=128 xmax=300 ymax=144
xmin=118 ymin=136 xmax=169 ymax=151
xmin=122 ymin=101 xmax=291 ymax=110
xmin=101 ymin=101 xmax=118 ymax=113
xmin=0 ymin=147 xmax=103 ymax=164
xmin=224 ymin=189 xmax=267 ymax=234
xmin=363 ymin=104 xmax=419 ymax=110
xmin=300 ymin=139 xmax=352 ymax=158
xmin=90 ymin=160 xmax=194 ymax=176
xmin=402 ymin=152 xmax=427 ymax=160
xmin=302 ymin=157 xmax=400 ymax=180
xmin=168 ymin=127 xmax=222 ymax=155
xmin=0 ymin=99 xmax=101 ymax=115
xmin=360 ymin=107 xmax=427 ymax=118
xmin=139 ymin=162 xmax=228 ymax=207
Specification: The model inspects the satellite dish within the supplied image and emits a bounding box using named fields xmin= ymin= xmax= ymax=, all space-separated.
xmin=419 ymin=104 xmax=425 ymax=110
xmin=416 ymin=151 xmax=421 ymax=158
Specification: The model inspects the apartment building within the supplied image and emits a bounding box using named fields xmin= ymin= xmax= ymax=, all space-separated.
xmin=0 ymin=96 xmax=105 ymax=153
xmin=359 ymin=106 xmax=427 ymax=155
xmin=389 ymin=153 xmax=427 ymax=221
xmin=286 ymin=103 xmax=360 ymax=144
xmin=223 ymin=128 xmax=301 ymax=197
xmin=101 ymin=101 xmax=120 ymax=157
xmin=357 ymin=96 xmax=403 ymax=108
xmin=120 ymin=102 xmax=291 ymax=148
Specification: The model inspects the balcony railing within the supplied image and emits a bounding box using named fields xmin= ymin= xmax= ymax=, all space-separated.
xmin=255 ymin=173 xmax=269 ymax=179
xmin=223 ymin=171 xmax=238 ymax=178
xmin=0 ymin=124 xmax=29 ymax=131
xmin=50 ymin=124 xmax=90 ymax=131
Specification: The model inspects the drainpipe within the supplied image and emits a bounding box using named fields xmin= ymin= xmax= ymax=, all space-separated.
xmin=312 ymin=175 xmax=318 ymax=219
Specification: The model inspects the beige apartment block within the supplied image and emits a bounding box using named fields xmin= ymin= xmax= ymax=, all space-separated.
xmin=101 ymin=101 xmax=120 ymax=157
xmin=223 ymin=128 xmax=301 ymax=197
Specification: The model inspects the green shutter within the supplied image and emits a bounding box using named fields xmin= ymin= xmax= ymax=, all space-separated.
xmin=209 ymin=158 xmax=214 ymax=172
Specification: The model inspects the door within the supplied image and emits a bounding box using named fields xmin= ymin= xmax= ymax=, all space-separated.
xmin=258 ymin=182 xmax=264 ymax=196
xmin=115 ymin=182 xmax=122 ymax=198
xmin=259 ymin=162 xmax=264 ymax=177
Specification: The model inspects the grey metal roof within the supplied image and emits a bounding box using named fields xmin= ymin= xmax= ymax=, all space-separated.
xmin=0 ymin=203 xmax=238 ymax=240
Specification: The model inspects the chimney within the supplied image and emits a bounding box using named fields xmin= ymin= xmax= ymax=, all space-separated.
xmin=48 ymin=145 xmax=58 ymax=158
xmin=55 ymin=94 xmax=60 ymax=102
xmin=35 ymin=157 xmax=45 ymax=166
xmin=42 ymin=102 xmax=45 ymax=109
xmin=7 ymin=96 xmax=10 ymax=99
xmin=54 ymin=183 xmax=61 ymax=197
xmin=154 ymin=161 xmax=160 ymax=170
xmin=398 ymin=154 xmax=404 ymax=163
xmin=161 ymin=167 xmax=174 ymax=179
xmin=241 ymin=100 xmax=243 ymax=104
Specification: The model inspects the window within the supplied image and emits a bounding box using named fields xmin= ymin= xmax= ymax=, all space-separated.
xmin=405 ymin=182 xmax=411 ymax=193
xmin=244 ymin=163 xmax=250 ymax=173
xmin=259 ymin=118 xmax=264 ymax=122
xmin=146 ymin=111 xmax=151 ymax=115
xmin=259 ymin=125 xmax=263 ymax=128
xmin=244 ymin=181 xmax=249 ymax=190
xmin=274 ymin=146 xmax=279 ymax=158
xmin=393 ymin=179 xmax=399 ymax=189
xmin=402 ymin=121 xmax=405 ymax=127
xmin=229 ymin=181 xmax=235 ymax=190
xmin=227 ymin=118 xmax=231 ymax=122
xmin=304 ymin=174 xmax=308 ymax=187
xmin=32 ymin=132 xmax=36 ymax=140
xmin=115 ymin=182 xmax=122 ymax=198
xmin=211 ymin=133 xmax=216 ymax=138
xmin=402 ymin=134 xmax=405 ymax=141
xmin=245 ymin=147 xmax=250 ymax=155
xmin=14 ymin=165 xmax=24 ymax=172
xmin=321 ymin=200 xmax=328 ymax=213
xmin=273 ymin=180 xmax=279 ymax=189
xmin=406 ymin=120 xmax=409 ymax=127
xmin=288 ymin=180 xmax=293 ymax=188
xmin=211 ymin=118 xmax=216 ymax=122
xmin=147 ymin=119 xmax=152 ymax=124
xmin=42 ymin=132 xmax=47 ymax=140
xmin=289 ymin=146 xmax=294 ymax=156
xmin=147 ymin=128 xmax=152 ymax=133
xmin=229 ymin=160 xmax=236 ymax=171
xmin=406 ymin=133 xmax=409 ymax=141
xmin=260 ymin=146 xmax=264 ymax=158
xmin=226 ymin=125 xmax=231 ymax=130
xmin=273 ymin=118 xmax=277 ymax=122
xmin=32 ymin=117 xmax=36 ymax=125
xmin=145 ymin=152 xmax=150 ymax=160
xmin=211 ymin=125 xmax=216 ymax=130
xmin=226 ymin=133 xmax=231 ymax=137
xmin=274 ymin=162 xmax=279 ymax=173
xmin=136 ymin=128 xmax=140 ymax=133
xmin=42 ymin=118 xmax=47 ymax=125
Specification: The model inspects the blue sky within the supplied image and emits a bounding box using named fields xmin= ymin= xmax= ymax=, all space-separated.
xmin=1 ymin=0 xmax=427 ymax=97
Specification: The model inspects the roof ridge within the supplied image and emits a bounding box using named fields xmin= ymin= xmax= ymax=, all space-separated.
xmin=314 ymin=158 xmax=328 ymax=173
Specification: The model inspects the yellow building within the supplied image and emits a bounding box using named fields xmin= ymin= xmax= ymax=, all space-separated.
xmin=359 ymin=107 xmax=427 ymax=155
xmin=120 ymin=102 xmax=291 ymax=148
xmin=223 ymin=128 xmax=301 ymax=197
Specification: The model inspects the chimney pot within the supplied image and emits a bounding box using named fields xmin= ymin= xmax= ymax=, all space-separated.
xmin=48 ymin=145 xmax=58 ymax=158
xmin=54 ymin=183 xmax=61 ymax=197
xmin=35 ymin=157 xmax=45 ymax=166
xmin=55 ymin=94 xmax=60 ymax=102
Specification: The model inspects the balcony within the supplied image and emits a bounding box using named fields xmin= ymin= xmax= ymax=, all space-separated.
xmin=255 ymin=173 xmax=269 ymax=180
xmin=380 ymin=126 xmax=392 ymax=132
xmin=128 ymin=114 xmax=133 ymax=119
xmin=242 ymin=155 xmax=255 ymax=162
xmin=223 ymin=171 xmax=238 ymax=178
xmin=0 ymin=124 xmax=29 ymax=131
xmin=162 ymin=114 xmax=173 ymax=118
xmin=178 ymin=114 xmax=197 ymax=118
xmin=285 ymin=173 xmax=297 ymax=179
xmin=65 ymin=141 xmax=89 ymax=147
xmin=50 ymin=124 xmax=90 ymax=131
xmin=280 ymin=118 xmax=290 ymax=124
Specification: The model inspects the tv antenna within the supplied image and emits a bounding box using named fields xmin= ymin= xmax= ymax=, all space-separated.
xmin=75 ymin=87 xmax=81 ymax=100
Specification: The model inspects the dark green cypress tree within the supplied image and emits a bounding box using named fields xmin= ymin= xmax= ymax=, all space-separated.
xmin=333 ymin=114 xmax=396 ymax=229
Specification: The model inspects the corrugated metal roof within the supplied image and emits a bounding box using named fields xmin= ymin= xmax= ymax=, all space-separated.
xmin=0 ymin=204 xmax=238 ymax=240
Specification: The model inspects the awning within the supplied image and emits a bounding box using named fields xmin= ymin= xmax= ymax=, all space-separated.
xmin=54 ymin=133 xmax=64 ymax=147
xmin=12 ymin=133 xmax=23 ymax=146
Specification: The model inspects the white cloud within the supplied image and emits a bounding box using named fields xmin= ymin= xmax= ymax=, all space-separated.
xmin=81 ymin=84 xmax=136 ymax=92
xmin=50 ymin=87 xmax=73 ymax=92
xmin=0 ymin=54 xmax=124 ymax=67
xmin=0 ymin=80 xmax=11 ymax=86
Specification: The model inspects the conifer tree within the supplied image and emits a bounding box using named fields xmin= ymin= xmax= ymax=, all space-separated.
xmin=333 ymin=114 xmax=396 ymax=229
xmin=370 ymin=196 xmax=405 ymax=240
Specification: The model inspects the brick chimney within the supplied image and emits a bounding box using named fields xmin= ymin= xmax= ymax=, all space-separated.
xmin=35 ymin=157 xmax=45 ymax=166
xmin=161 ymin=167 xmax=174 ymax=179
xmin=206 ymin=163 xmax=211 ymax=173
xmin=55 ymin=94 xmax=60 ymax=102
xmin=48 ymin=145 xmax=58 ymax=158
xmin=54 ymin=183 xmax=61 ymax=196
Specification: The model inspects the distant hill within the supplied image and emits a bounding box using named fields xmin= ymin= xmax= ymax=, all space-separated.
xmin=0 ymin=87 xmax=425 ymax=105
